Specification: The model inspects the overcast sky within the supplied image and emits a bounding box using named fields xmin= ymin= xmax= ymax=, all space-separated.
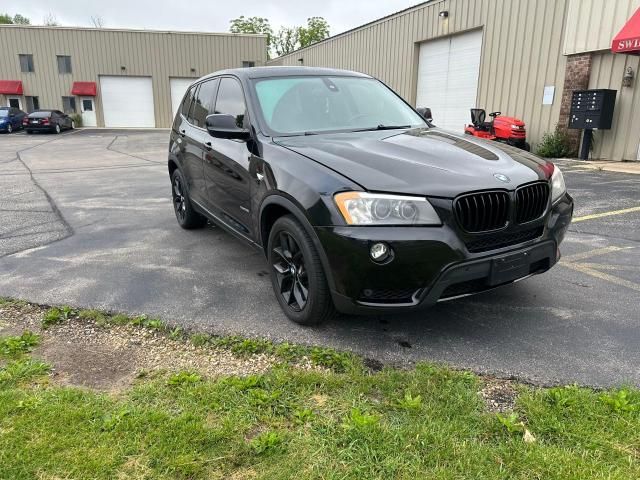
xmin=8 ymin=1 xmax=422 ymax=37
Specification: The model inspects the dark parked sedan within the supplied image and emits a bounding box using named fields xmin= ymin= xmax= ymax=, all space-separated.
xmin=0 ymin=106 xmax=26 ymax=133
xmin=24 ymin=110 xmax=75 ymax=134
xmin=168 ymin=67 xmax=573 ymax=325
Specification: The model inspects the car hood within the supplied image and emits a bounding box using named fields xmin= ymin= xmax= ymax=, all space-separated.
xmin=275 ymin=128 xmax=550 ymax=197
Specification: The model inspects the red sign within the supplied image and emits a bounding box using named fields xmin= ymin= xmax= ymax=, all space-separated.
xmin=0 ymin=80 xmax=23 ymax=95
xmin=612 ymin=6 xmax=640 ymax=54
xmin=71 ymin=81 xmax=97 ymax=96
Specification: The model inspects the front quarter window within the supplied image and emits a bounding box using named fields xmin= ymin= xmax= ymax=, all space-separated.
xmin=253 ymin=76 xmax=426 ymax=136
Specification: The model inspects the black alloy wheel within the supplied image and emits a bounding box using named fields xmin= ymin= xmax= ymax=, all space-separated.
xmin=173 ymin=174 xmax=187 ymax=223
xmin=170 ymin=169 xmax=207 ymax=229
xmin=267 ymin=215 xmax=335 ymax=325
xmin=272 ymin=231 xmax=309 ymax=312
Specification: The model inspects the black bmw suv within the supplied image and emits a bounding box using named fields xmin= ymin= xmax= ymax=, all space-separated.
xmin=168 ymin=67 xmax=573 ymax=325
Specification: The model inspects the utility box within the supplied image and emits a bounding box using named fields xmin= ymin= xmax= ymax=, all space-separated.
xmin=568 ymin=89 xmax=617 ymax=130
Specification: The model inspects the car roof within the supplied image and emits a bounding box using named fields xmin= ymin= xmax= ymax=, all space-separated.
xmin=196 ymin=66 xmax=372 ymax=83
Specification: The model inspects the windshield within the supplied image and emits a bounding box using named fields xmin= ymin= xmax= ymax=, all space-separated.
xmin=0 ymin=110 xmax=8 ymax=117
xmin=253 ymin=76 xmax=426 ymax=136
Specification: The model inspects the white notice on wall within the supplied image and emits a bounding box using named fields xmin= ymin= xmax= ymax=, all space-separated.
xmin=543 ymin=86 xmax=555 ymax=105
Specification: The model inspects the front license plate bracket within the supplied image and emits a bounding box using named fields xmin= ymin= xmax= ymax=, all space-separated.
xmin=489 ymin=251 xmax=532 ymax=285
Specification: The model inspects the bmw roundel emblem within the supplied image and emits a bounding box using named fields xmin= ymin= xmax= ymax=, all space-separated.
xmin=493 ymin=173 xmax=511 ymax=183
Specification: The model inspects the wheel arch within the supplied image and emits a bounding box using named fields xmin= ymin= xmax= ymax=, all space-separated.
xmin=168 ymin=159 xmax=178 ymax=176
xmin=259 ymin=194 xmax=337 ymax=293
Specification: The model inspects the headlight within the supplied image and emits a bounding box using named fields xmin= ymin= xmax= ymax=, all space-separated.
xmin=334 ymin=192 xmax=441 ymax=225
xmin=550 ymin=166 xmax=566 ymax=204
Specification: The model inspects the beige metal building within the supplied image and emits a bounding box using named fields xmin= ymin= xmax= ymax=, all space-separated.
xmin=0 ymin=26 xmax=267 ymax=128
xmin=269 ymin=0 xmax=640 ymax=161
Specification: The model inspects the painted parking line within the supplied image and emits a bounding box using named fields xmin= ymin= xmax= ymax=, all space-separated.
xmin=560 ymin=246 xmax=640 ymax=293
xmin=562 ymin=262 xmax=640 ymax=293
xmin=560 ymin=246 xmax=631 ymax=262
xmin=573 ymin=206 xmax=640 ymax=223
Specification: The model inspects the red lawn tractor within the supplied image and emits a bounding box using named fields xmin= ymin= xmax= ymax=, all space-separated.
xmin=464 ymin=109 xmax=530 ymax=151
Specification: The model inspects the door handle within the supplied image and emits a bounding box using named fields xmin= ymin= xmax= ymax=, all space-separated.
xmin=204 ymin=141 xmax=212 ymax=150
xmin=179 ymin=129 xmax=186 ymax=137
xmin=256 ymin=172 xmax=264 ymax=181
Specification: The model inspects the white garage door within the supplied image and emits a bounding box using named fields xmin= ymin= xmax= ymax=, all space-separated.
xmin=416 ymin=29 xmax=483 ymax=133
xmin=100 ymin=76 xmax=155 ymax=128
xmin=170 ymin=78 xmax=195 ymax=119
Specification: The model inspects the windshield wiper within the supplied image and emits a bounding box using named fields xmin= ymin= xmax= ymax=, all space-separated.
xmin=352 ymin=124 xmax=412 ymax=132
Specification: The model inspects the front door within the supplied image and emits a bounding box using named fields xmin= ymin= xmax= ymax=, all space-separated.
xmin=7 ymin=97 xmax=21 ymax=109
xmin=204 ymin=76 xmax=255 ymax=239
xmin=81 ymin=97 xmax=96 ymax=127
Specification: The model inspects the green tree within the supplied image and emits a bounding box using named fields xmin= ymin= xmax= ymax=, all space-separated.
xmin=273 ymin=17 xmax=330 ymax=57
xmin=297 ymin=17 xmax=330 ymax=49
xmin=230 ymin=16 xmax=273 ymax=58
xmin=0 ymin=13 xmax=31 ymax=25
xmin=273 ymin=27 xmax=299 ymax=57
xmin=12 ymin=14 xmax=30 ymax=24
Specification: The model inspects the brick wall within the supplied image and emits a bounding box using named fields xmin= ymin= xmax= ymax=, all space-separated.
xmin=558 ymin=53 xmax=592 ymax=156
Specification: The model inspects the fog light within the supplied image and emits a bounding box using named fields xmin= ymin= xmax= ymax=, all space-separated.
xmin=370 ymin=242 xmax=390 ymax=262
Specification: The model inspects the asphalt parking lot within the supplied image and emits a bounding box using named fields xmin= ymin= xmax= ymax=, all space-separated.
xmin=1 ymin=129 xmax=639 ymax=387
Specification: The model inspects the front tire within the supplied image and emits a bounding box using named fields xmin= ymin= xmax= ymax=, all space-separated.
xmin=170 ymin=169 xmax=207 ymax=229
xmin=268 ymin=215 xmax=335 ymax=325
xmin=71 ymin=120 xmax=75 ymax=130
xmin=7 ymin=124 xmax=12 ymax=134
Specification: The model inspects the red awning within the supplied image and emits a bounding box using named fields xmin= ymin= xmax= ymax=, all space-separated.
xmin=0 ymin=80 xmax=23 ymax=95
xmin=612 ymin=6 xmax=640 ymax=54
xmin=71 ymin=81 xmax=97 ymax=96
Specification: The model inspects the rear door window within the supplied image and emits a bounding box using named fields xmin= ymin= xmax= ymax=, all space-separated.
xmin=181 ymin=86 xmax=196 ymax=118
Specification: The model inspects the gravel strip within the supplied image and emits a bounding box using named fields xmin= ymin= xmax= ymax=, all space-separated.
xmin=0 ymin=302 xmax=297 ymax=390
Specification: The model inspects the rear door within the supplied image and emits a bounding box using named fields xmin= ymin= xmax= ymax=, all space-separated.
xmin=203 ymin=76 xmax=255 ymax=239
xmin=54 ymin=110 xmax=70 ymax=129
xmin=177 ymin=79 xmax=219 ymax=209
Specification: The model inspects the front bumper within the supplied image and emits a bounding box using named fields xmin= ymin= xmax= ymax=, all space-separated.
xmin=316 ymin=193 xmax=573 ymax=315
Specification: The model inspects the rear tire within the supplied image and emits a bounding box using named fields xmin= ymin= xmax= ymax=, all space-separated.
xmin=170 ymin=169 xmax=207 ymax=229
xmin=523 ymin=142 xmax=531 ymax=152
xmin=267 ymin=215 xmax=336 ymax=325
xmin=54 ymin=124 xmax=61 ymax=134
xmin=7 ymin=124 xmax=12 ymax=134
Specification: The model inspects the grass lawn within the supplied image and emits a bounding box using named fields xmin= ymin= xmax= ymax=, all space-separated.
xmin=1 ymin=301 xmax=640 ymax=479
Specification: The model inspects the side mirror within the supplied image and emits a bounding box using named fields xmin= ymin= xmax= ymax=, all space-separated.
xmin=205 ymin=114 xmax=250 ymax=140
xmin=416 ymin=107 xmax=433 ymax=123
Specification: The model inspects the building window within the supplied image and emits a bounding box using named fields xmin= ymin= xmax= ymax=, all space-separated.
xmin=8 ymin=98 xmax=21 ymax=109
xmin=19 ymin=54 xmax=35 ymax=72
xmin=57 ymin=55 xmax=72 ymax=74
xmin=62 ymin=96 xmax=77 ymax=113
xmin=25 ymin=96 xmax=39 ymax=113
xmin=242 ymin=61 xmax=255 ymax=68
